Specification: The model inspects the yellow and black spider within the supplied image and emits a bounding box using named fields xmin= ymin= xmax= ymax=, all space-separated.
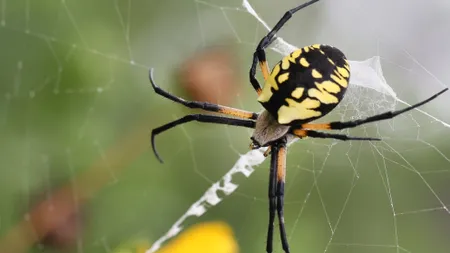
xmin=150 ymin=0 xmax=447 ymax=252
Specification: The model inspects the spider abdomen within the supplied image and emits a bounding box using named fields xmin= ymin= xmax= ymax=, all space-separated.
xmin=257 ymin=44 xmax=350 ymax=125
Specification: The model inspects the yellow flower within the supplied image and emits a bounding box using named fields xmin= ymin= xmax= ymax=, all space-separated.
xmin=113 ymin=221 xmax=238 ymax=253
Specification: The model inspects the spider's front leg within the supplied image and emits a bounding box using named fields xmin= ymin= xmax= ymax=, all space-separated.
xmin=149 ymin=68 xmax=258 ymax=120
xmin=249 ymin=0 xmax=321 ymax=96
xmin=249 ymin=50 xmax=270 ymax=96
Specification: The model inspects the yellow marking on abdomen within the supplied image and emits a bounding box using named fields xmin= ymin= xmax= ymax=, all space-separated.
xmin=258 ymin=65 xmax=281 ymax=103
xmin=308 ymin=88 xmax=339 ymax=104
xmin=281 ymin=50 xmax=302 ymax=70
xmin=278 ymin=73 xmax=289 ymax=84
xmin=337 ymin=66 xmax=349 ymax=78
xmin=308 ymin=79 xmax=342 ymax=104
xmin=291 ymin=87 xmax=304 ymax=99
xmin=281 ymin=58 xmax=290 ymax=70
xmin=331 ymin=73 xmax=348 ymax=88
xmin=312 ymin=69 xmax=323 ymax=79
xmin=299 ymin=58 xmax=310 ymax=67
xmin=315 ymin=80 xmax=341 ymax=94
xmin=301 ymin=98 xmax=321 ymax=109
xmin=291 ymin=49 xmax=302 ymax=58
xmin=277 ymin=98 xmax=322 ymax=124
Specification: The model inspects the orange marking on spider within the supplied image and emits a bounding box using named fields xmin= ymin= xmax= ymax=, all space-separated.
xmin=277 ymin=146 xmax=287 ymax=182
xmin=218 ymin=107 xmax=255 ymax=119
xmin=259 ymin=61 xmax=271 ymax=80
xmin=301 ymin=123 xmax=331 ymax=130
xmin=292 ymin=129 xmax=308 ymax=138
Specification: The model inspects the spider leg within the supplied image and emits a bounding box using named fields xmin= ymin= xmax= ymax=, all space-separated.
xmin=301 ymin=88 xmax=448 ymax=131
xmin=151 ymin=114 xmax=255 ymax=163
xmin=249 ymin=52 xmax=268 ymax=96
xmin=257 ymin=0 xmax=320 ymax=51
xmin=263 ymin=146 xmax=272 ymax=157
xmin=275 ymin=139 xmax=289 ymax=253
xmin=249 ymin=0 xmax=320 ymax=95
xmin=150 ymin=68 xmax=258 ymax=120
xmin=292 ymin=129 xmax=381 ymax=141
xmin=266 ymin=138 xmax=289 ymax=253
xmin=266 ymin=143 xmax=278 ymax=253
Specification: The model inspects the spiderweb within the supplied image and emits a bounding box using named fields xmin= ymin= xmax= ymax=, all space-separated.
xmin=0 ymin=1 xmax=449 ymax=253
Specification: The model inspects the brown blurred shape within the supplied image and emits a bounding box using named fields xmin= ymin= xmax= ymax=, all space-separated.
xmin=39 ymin=205 xmax=82 ymax=249
xmin=179 ymin=46 xmax=240 ymax=105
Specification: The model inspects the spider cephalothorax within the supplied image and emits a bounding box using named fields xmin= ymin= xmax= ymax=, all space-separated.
xmin=150 ymin=0 xmax=447 ymax=252
xmin=250 ymin=110 xmax=290 ymax=149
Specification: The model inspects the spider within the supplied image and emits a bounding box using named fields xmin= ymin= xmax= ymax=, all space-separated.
xmin=149 ymin=0 xmax=448 ymax=252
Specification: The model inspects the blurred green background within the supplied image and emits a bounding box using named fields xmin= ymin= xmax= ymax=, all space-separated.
xmin=1 ymin=0 xmax=450 ymax=252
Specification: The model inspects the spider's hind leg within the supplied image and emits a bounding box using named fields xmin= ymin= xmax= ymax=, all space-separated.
xmin=275 ymin=140 xmax=289 ymax=253
xmin=292 ymin=129 xmax=381 ymax=141
xmin=300 ymin=88 xmax=448 ymax=131
xmin=266 ymin=138 xmax=290 ymax=253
